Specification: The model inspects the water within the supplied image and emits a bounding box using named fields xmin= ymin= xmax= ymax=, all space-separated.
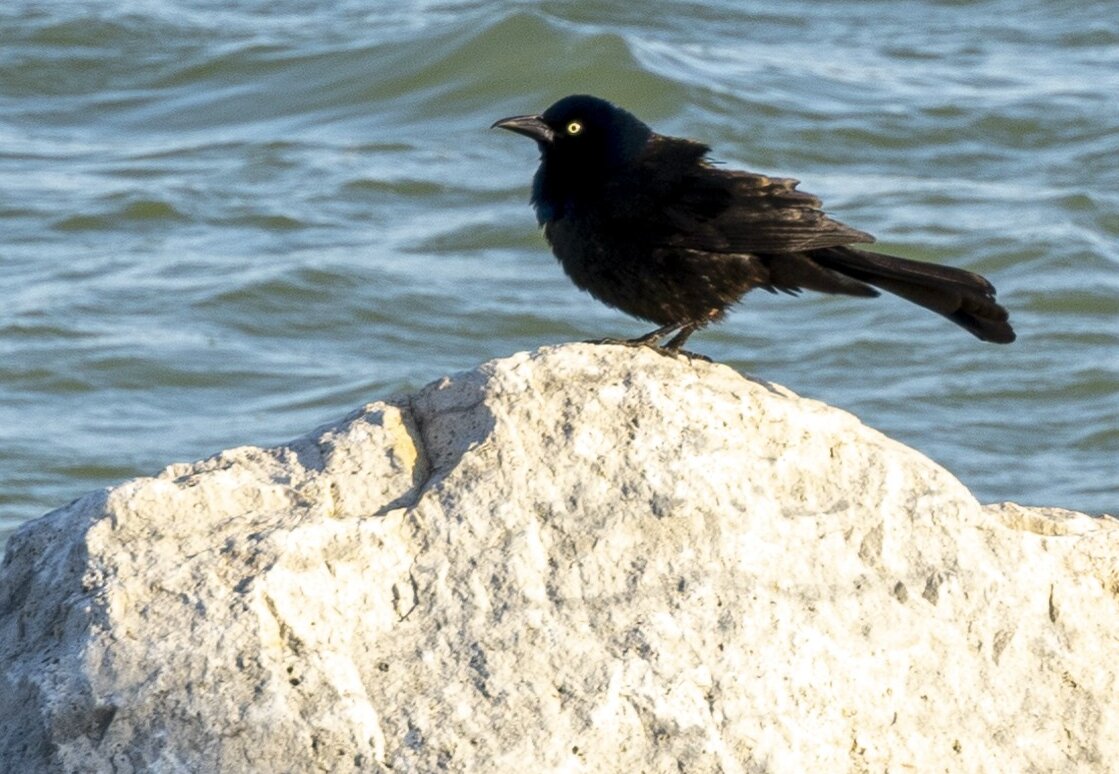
xmin=2 ymin=0 xmax=1117 ymax=547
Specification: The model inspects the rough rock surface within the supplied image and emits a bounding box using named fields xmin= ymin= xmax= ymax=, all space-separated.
xmin=1 ymin=344 xmax=1116 ymax=773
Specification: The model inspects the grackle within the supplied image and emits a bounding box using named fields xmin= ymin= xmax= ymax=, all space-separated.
xmin=492 ymin=94 xmax=1015 ymax=351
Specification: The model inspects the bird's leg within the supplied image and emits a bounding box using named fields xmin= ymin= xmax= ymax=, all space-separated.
xmin=627 ymin=323 xmax=683 ymax=346
xmin=656 ymin=323 xmax=712 ymax=362
xmin=586 ymin=322 xmax=682 ymax=348
xmin=662 ymin=323 xmax=699 ymax=351
xmin=591 ymin=322 xmax=711 ymax=362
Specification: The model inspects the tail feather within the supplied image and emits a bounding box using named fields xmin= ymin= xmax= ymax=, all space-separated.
xmin=811 ymin=247 xmax=1016 ymax=343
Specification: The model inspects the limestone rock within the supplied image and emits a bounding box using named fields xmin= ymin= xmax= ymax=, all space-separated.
xmin=1 ymin=343 xmax=1116 ymax=773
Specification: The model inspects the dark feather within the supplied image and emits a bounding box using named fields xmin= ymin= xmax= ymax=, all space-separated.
xmin=494 ymin=94 xmax=1016 ymax=347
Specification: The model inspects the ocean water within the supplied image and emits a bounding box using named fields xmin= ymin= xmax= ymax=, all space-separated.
xmin=2 ymin=0 xmax=1117 ymax=547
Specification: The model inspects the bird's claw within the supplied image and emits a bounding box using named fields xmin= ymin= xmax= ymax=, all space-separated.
xmin=583 ymin=337 xmax=639 ymax=347
xmin=583 ymin=337 xmax=711 ymax=363
xmin=645 ymin=346 xmax=711 ymax=363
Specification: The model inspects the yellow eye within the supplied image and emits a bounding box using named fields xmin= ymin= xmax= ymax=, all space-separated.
xmin=566 ymin=120 xmax=583 ymax=135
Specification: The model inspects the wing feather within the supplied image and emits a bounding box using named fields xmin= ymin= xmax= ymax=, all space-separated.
xmin=666 ymin=168 xmax=875 ymax=252
xmin=627 ymin=136 xmax=875 ymax=254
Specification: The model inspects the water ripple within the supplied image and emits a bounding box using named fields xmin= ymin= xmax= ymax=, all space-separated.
xmin=3 ymin=0 xmax=1117 ymax=546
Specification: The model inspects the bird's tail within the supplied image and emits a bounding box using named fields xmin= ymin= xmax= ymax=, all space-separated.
xmin=811 ymin=247 xmax=1016 ymax=343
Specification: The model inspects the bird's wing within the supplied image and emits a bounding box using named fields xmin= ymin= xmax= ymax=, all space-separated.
xmin=629 ymin=137 xmax=876 ymax=254
xmin=667 ymin=168 xmax=876 ymax=253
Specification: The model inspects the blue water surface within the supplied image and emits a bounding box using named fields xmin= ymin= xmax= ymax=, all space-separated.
xmin=2 ymin=0 xmax=1117 ymax=546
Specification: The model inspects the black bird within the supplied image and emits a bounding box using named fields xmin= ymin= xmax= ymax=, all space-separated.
xmin=492 ymin=94 xmax=1015 ymax=350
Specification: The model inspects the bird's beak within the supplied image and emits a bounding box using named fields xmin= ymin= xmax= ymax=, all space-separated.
xmin=491 ymin=114 xmax=555 ymax=145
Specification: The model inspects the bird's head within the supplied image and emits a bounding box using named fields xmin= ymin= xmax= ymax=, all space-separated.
xmin=492 ymin=94 xmax=653 ymax=172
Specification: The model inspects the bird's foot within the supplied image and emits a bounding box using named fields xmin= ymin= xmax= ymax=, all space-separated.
xmin=643 ymin=345 xmax=711 ymax=362
xmin=666 ymin=348 xmax=712 ymax=363
xmin=584 ymin=322 xmax=709 ymax=360
xmin=584 ymin=332 xmax=672 ymax=352
xmin=585 ymin=324 xmax=681 ymax=345
xmin=583 ymin=337 xmax=711 ymax=362
xmin=584 ymin=336 xmax=645 ymax=347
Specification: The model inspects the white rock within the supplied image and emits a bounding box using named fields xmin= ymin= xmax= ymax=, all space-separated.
xmin=1 ymin=344 xmax=1116 ymax=773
